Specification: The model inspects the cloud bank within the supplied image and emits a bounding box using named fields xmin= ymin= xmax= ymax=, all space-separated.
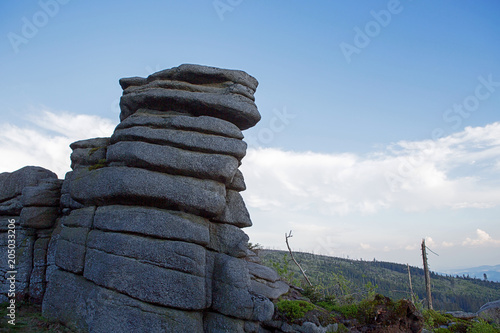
xmin=0 ymin=109 xmax=117 ymax=178
xmin=242 ymin=122 xmax=500 ymax=216
xmin=1 ymin=111 xmax=499 ymax=267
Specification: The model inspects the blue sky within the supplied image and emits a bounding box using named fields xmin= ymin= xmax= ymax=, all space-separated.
xmin=1 ymin=0 xmax=500 ymax=271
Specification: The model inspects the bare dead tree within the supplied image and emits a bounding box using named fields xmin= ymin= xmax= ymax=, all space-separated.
xmin=407 ymin=263 xmax=415 ymax=304
xmin=285 ymin=230 xmax=312 ymax=287
xmin=421 ymin=239 xmax=433 ymax=310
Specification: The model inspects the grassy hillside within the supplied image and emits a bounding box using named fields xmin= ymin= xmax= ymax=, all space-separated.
xmin=258 ymin=249 xmax=500 ymax=313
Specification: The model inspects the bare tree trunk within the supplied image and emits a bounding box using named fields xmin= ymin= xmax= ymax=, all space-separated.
xmin=421 ymin=239 xmax=433 ymax=310
xmin=407 ymin=263 xmax=415 ymax=304
xmin=285 ymin=231 xmax=312 ymax=287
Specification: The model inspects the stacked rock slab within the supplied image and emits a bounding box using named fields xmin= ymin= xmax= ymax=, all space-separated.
xmin=42 ymin=64 xmax=289 ymax=332
xmin=0 ymin=166 xmax=61 ymax=303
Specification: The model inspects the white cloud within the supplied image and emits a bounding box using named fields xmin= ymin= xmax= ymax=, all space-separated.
xmin=360 ymin=243 xmax=371 ymax=250
xmin=242 ymin=122 xmax=500 ymax=216
xmin=0 ymin=109 xmax=117 ymax=178
xmin=442 ymin=241 xmax=454 ymax=248
xmin=425 ymin=237 xmax=436 ymax=248
xmin=463 ymin=229 xmax=500 ymax=247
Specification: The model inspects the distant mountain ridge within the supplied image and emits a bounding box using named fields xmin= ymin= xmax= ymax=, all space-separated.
xmin=258 ymin=250 xmax=500 ymax=313
xmin=441 ymin=264 xmax=500 ymax=283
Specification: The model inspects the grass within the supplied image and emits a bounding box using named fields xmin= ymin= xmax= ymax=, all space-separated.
xmin=260 ymin=249 xmax=500 ymax=313
xmin=1 ymin=301 xmax=75 ymax=332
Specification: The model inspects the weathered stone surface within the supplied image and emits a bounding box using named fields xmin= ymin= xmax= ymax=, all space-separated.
xmin=119 ymin=76 xmax=147 ymax=89
xmin=215 ymin=190 xmax=252 ymax=228
xmin=45 ymin=219 xmax=63 ymax=282
xmin=0 ymin=166 xmax=57 ymax=202
xmin=107 ymin=140 xmax=239 ymax=184
xmin=111 ymin=126 xmax=247 ymax=159
xmin=43 ymin=270 xmax=204 ymax=333
xmin=59 ymin=194 xmax=85 ymax=211
xmin=228 ymin=169 xmax=246 ymax=191
xmin=61 ymin=206 xmax=95 ymax=228
xmin=42 ymin=269 xmax=97 ymax=331
xmin=248 ymin=262 xmax=280 ymax=283
xmin=446 ymin=311 xmax=477 ymax=320
xmin=212 ymin=281 xmax=254 ymax=319
xmin=94 ymin=205 xmax=210 ymax=245
xmin=147 ymin=64 xmax=258 ymax=92
xmin=0 ymin=197 xmax=22 ymax=215
xmin=29 ymin=237 xmax=50 ymax=303
xmin=209 ymin=222 xmax=249 ymax=258
xmin=251 ymin=294 xmax=275 ymax=322
xmin=32 ymin=238 xmax=50 ymax=270
xmin=69 ymin=137 xmax=110 ymax=150
xmin=212 ymin=254 xmax=254 ymax=319
xmin=86 ymin=230 xmax=205 ymax=277
xmin=204 ymin=312 xmax=245 ymax=333
xmin=244 ymin=321 xmax=262 ymax=333
xmin=60 ymin=226 xmax=89 ymax=245
xmin=29 ymin=265 xmax=46 ymax=303
xmin=55 ymin=239 xmax=86 ymax=274
xmin=70 ymin=147 xmax=107 ymax=169
xmin=125 ymin=79 xmax=256 ymax=102
xmin=250 ymin=279 xmax=290 ymax=300
xmin=478 ymin=299 xmax=500 ymax=325
xmin=69 ymin=167 xmax=226 ymax=217
xmin=119 ymin=63 xmax=261 ymax=130
xmin=21 ymin=179 xmax=62 ymax=207
xmin=20 ymin=206 xmax=59 ymax=229
xmin=213 ymin=254 xmax=251 ymax=289
xmin=245 ymin=248 xmax=263 ymax=264
xmin=120 ymin=87 xmax=260 ymax=130
xmin=60 ymin=171 xmax=85 ymax=211
xmin=116 ymin=109 xmax=244 ymax=139
xmin=84 ymin=248 xmax=206 ymax=310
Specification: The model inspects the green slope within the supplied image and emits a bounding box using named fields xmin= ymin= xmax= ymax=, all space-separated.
xmin=259 ymin=249 xmax=500 ymax=312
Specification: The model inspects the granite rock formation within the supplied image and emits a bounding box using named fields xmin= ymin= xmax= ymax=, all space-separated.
xmin=11 ymin=64 xmax=288 ymax=332
xmin=0 ymin=166 xmax=61 ymax=303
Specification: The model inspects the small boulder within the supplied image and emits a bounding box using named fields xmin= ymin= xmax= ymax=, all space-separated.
xmin=478 ymin=299 xmax=500 ymax=325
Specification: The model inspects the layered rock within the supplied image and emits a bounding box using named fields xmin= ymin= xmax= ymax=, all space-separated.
xmin=478 ymin=299 xmax=500 ymax=325
xmin=41 ymin=64 xmax=288 ymax=332
xmin=0 ymin=166 xmax=61 ymax=303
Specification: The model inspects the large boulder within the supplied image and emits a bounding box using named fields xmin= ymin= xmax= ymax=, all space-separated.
xmin=478 ymin=299 xmax=500 ymax=325
xmin=69 ymin=167 xmax=227 ymax=217
xmin=119 ymin=64 xmax=261 ymax=130
xmin=43 ymin=270 xmax=204 ymax=332
xmin=0 ymin=166 xmax=57 ymax=202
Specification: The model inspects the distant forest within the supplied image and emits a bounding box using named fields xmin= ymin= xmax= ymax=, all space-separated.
xmin=259 ymin=250 xmax=500 ymax=313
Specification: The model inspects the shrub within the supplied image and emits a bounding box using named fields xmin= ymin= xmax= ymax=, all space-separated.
xmin=467 ymin=319 xmax=499 ymax=333
xmin=276 ymin=300 xmax=316 ymax=321
xmin=422 ymin=309 xmax=452 ymax=329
